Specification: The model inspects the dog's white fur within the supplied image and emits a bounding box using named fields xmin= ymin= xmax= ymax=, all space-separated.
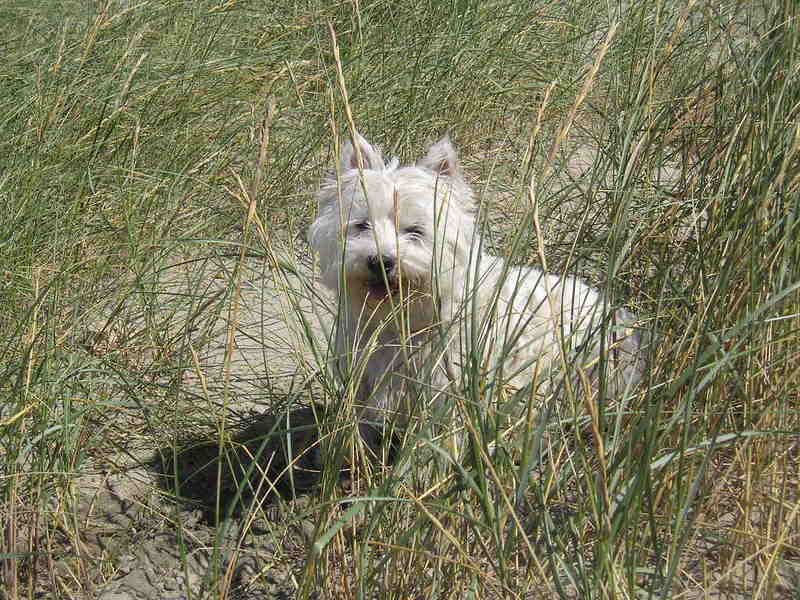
xmin=309 ymin=133 xmax=645 ymax=429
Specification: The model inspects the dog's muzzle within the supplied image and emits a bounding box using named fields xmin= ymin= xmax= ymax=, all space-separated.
xmin=366 ymin=255 xmax=399 ymax=295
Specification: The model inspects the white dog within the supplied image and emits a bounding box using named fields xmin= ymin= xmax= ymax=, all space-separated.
xmin=309 ymin=133 xmax=645 ymax=436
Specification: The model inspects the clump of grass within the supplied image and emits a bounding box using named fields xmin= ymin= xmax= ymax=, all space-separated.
xmin=1 ymin=1 xmax=797 ymax=599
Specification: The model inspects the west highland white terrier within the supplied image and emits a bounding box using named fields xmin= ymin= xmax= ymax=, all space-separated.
xmin=309 ymin=133 xmax=646 ymax=439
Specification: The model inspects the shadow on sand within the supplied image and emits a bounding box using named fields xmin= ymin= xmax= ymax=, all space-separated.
xmin=151 ymin=405 xmax=395 ymax=523
xmin=152 ymin=406 xmax=333 ymax=523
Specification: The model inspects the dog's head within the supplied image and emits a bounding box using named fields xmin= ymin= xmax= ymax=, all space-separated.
xmin=308 ymin=133 xmax=477 ymax=320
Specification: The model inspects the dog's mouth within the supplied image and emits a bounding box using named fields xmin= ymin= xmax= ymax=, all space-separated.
xmin=366 ymin=278 xmax=400 ymax=300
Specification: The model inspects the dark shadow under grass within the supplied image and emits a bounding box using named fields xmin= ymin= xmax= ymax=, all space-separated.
xmin=152 ymin=404 xmax=401 ymax=524
xmin=153 ymin=405 xmax=328 ymax=523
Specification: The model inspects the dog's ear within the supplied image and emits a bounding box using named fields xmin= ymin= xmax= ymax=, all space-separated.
xmin=340 ymin=132 xmax=385 ymax=171
xmin=418 ymin=136 xmax=460 ymax=177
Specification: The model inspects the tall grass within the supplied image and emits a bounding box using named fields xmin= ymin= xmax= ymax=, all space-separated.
xmin=1 ymin=0 xmax=797 ymax=598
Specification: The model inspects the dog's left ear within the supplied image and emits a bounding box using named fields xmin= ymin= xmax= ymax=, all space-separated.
xmin=418 ymin=136 xmax=461 ymax=178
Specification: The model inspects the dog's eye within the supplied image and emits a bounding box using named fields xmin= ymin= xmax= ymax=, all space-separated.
xmin=404 ymin=225 xmax=424 ymax=238
xmin=353 ymin=220 xmax=371 ymax=232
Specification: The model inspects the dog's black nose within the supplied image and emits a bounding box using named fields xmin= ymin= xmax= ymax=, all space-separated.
xmin=367 ymin=255 xmax=395 ymax=277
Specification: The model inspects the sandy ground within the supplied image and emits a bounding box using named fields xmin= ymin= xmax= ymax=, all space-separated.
xmin=43 ymin=242 xmax=333 ymax=599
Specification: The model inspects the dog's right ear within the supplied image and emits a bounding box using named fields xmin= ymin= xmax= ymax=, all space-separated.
xmin=340 ymin=132 xmax=385 ymax=171
xmin=317 ymin=132 xmax=384 ymax=210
